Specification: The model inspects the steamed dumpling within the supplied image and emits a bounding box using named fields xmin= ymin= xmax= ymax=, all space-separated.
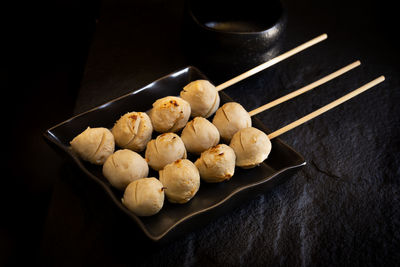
xmin=159 ymin=159 xmax=200 ymax=204
xmin=122 ymin=178 xmax=165 ymax=216
xmin=180 ymin=80 xmax=220 ymax=118
xmin=111 ymin=112 xmax=153 ymax=152
xmin=195 ymin=144 xmax=236 ymax=183
xmin=181 ymin=117 xmax=220 ymax=155
xmin=102 ymin=149 xmax=149 ymax=190
xmin=70 ymin=127 xmax=115 ymax=165
xmin=212 ymin=102 xmax=251 ymax=142
xmin=145 ymin=133 xmax=187 ymax=171
xmin=229 ymin=127 xmax=271 ymax=169
xmin=148 ymin=96 xmax=191 ymax=133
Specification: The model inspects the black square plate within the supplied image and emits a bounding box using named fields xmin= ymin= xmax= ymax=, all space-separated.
xmin=44 ymin=66 xmax=306 ymax=243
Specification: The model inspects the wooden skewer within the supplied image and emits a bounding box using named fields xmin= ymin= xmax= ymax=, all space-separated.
xmin=248 ymin=60 xmax=361 ymax=117
xmin=267 ymin=76 xmax=385 ymax=139
xmin=216 ymin=33 xmax=328 ymax=91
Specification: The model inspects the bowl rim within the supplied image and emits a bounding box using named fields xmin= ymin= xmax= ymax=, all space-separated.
xmin=187 ymin=0 xmax=286 ymax=36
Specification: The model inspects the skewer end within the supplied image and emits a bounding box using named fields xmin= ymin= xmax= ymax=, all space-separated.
xmin=373 ymin=75 xmax=385 ymax=84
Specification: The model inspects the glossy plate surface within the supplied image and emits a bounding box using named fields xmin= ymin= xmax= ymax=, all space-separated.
xmin=44 ymin=66 xmax=306 ymax=242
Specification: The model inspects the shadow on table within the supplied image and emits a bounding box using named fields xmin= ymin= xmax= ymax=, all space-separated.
xmin=39 ymin=161 xmax=184 ymax=266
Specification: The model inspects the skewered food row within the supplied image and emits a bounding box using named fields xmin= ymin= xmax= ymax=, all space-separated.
xmin=68 ymin=33 xmax=329 ymax=175
xmin=66 ymin=35 xmax=384 ymax=218
xmin=69 ymin=83 xmax=270 ymax=217
xmin=69 ymin=72 xmax=384 ymax=217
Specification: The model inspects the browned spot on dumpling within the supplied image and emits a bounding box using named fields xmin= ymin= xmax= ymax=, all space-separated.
xmin=169 ymin=100 xmax=179 ymax=107
xmin=129 ymin=114 xmax=138 ymax=120
xmin=209 ymin=145 xmax=219 ymax=153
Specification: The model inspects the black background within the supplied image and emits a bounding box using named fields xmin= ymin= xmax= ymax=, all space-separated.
xmin=3 ymin=0 xmax=400 ymax=266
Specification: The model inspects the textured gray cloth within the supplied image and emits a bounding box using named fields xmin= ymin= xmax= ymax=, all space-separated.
xmin=40 ymin=0 xmax=400 ymax=266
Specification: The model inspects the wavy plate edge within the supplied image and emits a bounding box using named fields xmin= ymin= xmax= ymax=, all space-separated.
xmin=43 ymin=66 xmax=306 ymax=242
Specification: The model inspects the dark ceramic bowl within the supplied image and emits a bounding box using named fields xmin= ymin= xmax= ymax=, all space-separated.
xmin=44 ymin=66 xmax=305 ymax=243
xmin=183 ymin=0 xmax=287 ymax=82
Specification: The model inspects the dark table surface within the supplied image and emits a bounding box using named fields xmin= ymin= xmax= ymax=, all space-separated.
xmin=4 ymin=0 xmax=400 ymax=266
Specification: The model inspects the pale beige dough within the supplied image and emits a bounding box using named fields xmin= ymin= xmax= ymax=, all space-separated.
xmin=145 ymin=133 xmax=187 ymax=171
xmin=111 ymin=112 xmax=153 ymax=152
xmin=195 ymin=144 xmax=236 ymax=183
xmin=212 ymin=102 xmax=251 ymax=142
xmin=102 ymin=149 xmax=149 ymax=190
xmin=159 ymin=159 xmax=200 ymax=204
xmin=180 ymin=80 xmax=220 ymax=118
xmin=148 ymin=96 xmax=191 ymax=133
xmin=181 ymin=117 xmax=220 ymax=155
xmin=70 ymin=127 xmax=115 ymax=165
xmin=229 ymin=127 xmax=271 ymax=169
xmin=122 ymin=178 xmax=165 ymax=216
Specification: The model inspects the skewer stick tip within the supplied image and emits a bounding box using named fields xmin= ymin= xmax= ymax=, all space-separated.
xmin=216 ymin=33 xmax=329 ymax=91
xmin=267 ymin=75 xmax=385 ymax=140
xmin=248 ymin=60 xmax=362 ymax=117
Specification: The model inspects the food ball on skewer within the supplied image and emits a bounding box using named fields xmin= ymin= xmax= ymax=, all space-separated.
xmin=195 ymin=144 xmax=236 ymax=183
xmin=212 ymin=102 xmax=251 ymax=142
xmin=122 ymin=178 xmax=165 ymax=216
xmin=102 ymin=149 xmax=149 ymax=190
xmin=70 ymin=127 xmax=115 ymax=165
xmin=159 ymin=159 xmax=200 ymax=204
xmin=145 ymin=133 xmax=187 ymax=171
xmin=148 ymin=96 xmax=191 ymax=133
xmin=229 ymin=127 xmax=271 ymax=169
xmin=181 ymin=117 xmax=220 ymax=155
xmin=112 ymin=112 xmax=153 ymax=152
xmin=180 ymin=80 xmax=220 ymax=118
